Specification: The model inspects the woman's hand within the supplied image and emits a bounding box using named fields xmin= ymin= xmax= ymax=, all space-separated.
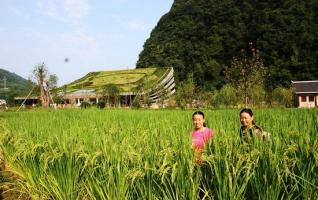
xmin=194 ymin=149 xmax=204 ymax=165
xmin=195 ymin=158 xmax=204 ymax=165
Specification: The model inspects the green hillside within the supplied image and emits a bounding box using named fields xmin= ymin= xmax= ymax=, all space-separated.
xmin=137 ymin=0 xmax=318 ymax=89
xmin=61 ymin=67 xmax=170 ymax=93
xmin=0 ymin=68 xmax=31 ymax=103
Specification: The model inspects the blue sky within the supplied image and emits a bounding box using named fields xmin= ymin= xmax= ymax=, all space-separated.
xmin=0 ymin=0 xmax=173 ymax=85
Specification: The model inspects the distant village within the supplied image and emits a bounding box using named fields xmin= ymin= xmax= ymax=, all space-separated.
xmin=13 ymin=67 xmax=176 ymax=109
xmin=9 ymin=66 xmax=318 ymax=109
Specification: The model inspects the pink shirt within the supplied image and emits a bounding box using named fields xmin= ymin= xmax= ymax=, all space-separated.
xmin=192 ymin=128 xmax=213 ymax=150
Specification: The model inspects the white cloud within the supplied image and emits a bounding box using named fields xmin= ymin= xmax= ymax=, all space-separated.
xmin=36 ymin=0 xmax=90 ymax=23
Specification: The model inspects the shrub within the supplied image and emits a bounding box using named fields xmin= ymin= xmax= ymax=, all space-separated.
xmin=80 ymin=101 xmax=91 ymax=109
xmin=213 ymin=84 xmax=240 ymax=107
xmin=273 ymin=86 xmax=294 ymax=107
xmin=96 ymin=101 xmax=105 ymax=109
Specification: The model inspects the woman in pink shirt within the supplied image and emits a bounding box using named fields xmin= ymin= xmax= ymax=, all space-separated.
xmin=191 ymin=111 xmax=214 ymax=165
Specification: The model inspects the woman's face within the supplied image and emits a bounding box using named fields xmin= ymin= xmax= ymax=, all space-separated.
xmin=193 ymin=114 xmax=205 ymax=130
xmin=240 ymin=112 xmax=253 ymax=127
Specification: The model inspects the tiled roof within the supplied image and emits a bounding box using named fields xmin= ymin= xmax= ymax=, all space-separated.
xmin=292 ymin=80 xmax=318 ymax=94
xmin=14 ymin=96 xmax=39 ymax=100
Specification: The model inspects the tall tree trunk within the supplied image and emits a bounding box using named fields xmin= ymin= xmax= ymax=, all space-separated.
xmin=38 ymin=64 xmax=49 ymax=107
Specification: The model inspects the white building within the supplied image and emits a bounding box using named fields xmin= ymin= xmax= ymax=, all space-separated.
xmin=292 ymin=80 xmax=318 ymax=108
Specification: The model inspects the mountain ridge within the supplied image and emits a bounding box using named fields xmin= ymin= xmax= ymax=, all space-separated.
xmin=0 ymin=68 xmax=31 ymax=103
xmin=137 ymin=0 xmax=318 ymax=90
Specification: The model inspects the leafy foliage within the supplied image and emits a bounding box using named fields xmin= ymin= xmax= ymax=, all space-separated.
xmin=273 ymin=86 xmax=294 ymax=107
xmin=99 ymin=84 xmax=121 ymax=107
xmin=137 ymin=0 xmax=318 ymax=89
xmin=225 ymin=44 xmax=266 ymax=106
xmin=212 ymin=84 xmax=241 ymax=107
xmin=174 ymin=75 xmax=195 ymax=108
xmin=80 ymin=101 xmax=91 ymax=109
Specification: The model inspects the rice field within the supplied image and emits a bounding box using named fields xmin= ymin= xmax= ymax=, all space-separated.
xmin=0 ymin=108 xmax=317 ymax=199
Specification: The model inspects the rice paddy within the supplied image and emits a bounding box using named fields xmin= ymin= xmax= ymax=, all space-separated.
xmin=0 ymin=108 xmax=317 ymax=199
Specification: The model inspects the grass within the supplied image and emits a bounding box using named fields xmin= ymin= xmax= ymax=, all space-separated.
xmin=59 ymin=67 xmax=170 ymax=92
xmin=0 ymin=108 xmax=317 ymax=199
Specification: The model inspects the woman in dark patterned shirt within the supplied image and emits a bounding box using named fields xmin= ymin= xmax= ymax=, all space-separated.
xmin=239 ymin=108 xmax=264 ymax=143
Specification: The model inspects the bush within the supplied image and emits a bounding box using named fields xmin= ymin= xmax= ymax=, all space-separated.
xmin=249 ymin=85 xmax=266 ymax=106
xmin=96 ymin=101 xmax=105 ymax=109
xmin=80 ymin=101 xmax=91 ymax=109
xmin=273 ymin=86 xmax=294 ymax=107
xmin=132 ymin=96 xmax=141 ymax=108
xmin=213 ymin=84 xmax=240 ymax=107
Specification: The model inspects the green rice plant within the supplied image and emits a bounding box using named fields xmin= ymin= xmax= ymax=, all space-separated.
xmin=0 ymin=108 xmax=317 ymax=199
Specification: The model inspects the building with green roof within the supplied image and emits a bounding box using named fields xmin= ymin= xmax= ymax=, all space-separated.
xmin=57 ymin=67 xmax=175 ymax=107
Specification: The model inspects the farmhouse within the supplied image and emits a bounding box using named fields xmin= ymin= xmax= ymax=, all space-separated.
xmin=14 ymin=96 xmax=39 ymax=106
xmin=292 ymin=80 xmax=318 ymax=108
xmin=16 ymin=67 xmax=175 ymax=108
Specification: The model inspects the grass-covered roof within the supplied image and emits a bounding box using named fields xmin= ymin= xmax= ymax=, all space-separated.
xmin=59 ymin=67 xmax=171 ymax=93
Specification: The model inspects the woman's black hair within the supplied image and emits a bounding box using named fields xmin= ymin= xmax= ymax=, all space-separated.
xmin=192 ymin=111 xmax=206 ymax=127
xmin=240 ymin=108 xmax=255 ymax=125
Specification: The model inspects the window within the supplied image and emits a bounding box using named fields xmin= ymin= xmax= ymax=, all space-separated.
xmin=301 ymin=96 xmax=306 ymax=102
xmin=309 ymin=96 xmax=314 ymax=102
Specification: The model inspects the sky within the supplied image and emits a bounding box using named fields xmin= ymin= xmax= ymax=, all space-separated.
xmin=0 ymin=0 xmax=173 ymax=85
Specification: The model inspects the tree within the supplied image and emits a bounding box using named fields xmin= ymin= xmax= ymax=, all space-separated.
xmin=31 ymin=63 xmax=59 ymax=108
xmin=156 ymin=84 xmax=170 ymax=108
xmin=100 ymin=84 xmax=121 ymax=107
xmin=32 ymin=63 xmax=50 ymax=107
xmin=225 ymin=43 xmax=266 ymax=107
xmin=273 ymin=86 xmax=294 ymax=107
xmin=194 ymin=89 xmax=213 ymax=108
xmin=47 ymin=74 xmax=58 ymax=90
xmin=131 ymin=95 xmax=142 ymax=108
xmin=249 ymin=84 xmax=266 ymax=106
xmin=175 ymin=74 xmax=195 ymax=108
xmin=60 ymin=85 xmax=68 ymax=104
xmin=133 ymin=80 xmax=152 ymax=108
xmin=213 ymin=84 xmax=240 ymax=107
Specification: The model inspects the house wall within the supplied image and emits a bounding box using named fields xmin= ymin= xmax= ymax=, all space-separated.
xmin=297 ymin=94 xmax=317 ymax=108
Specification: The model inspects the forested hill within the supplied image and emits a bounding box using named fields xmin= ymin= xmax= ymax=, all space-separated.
xmin=0 ymin=68 xmax=31 ymax=102
xmin=137 ymin=0 xmax=318 ymax=89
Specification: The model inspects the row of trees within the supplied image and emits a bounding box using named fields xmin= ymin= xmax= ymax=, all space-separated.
xmin=172 ymin=77 xmax=294 ymax=109
xmin=174 ymin=81 xmax=294 ymax=108
xmin=172 ymin=44 xmax=295 ymax=109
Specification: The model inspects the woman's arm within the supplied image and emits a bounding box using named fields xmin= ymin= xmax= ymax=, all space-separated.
xmin=253 ymin=127 xmax=264 ymax=140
